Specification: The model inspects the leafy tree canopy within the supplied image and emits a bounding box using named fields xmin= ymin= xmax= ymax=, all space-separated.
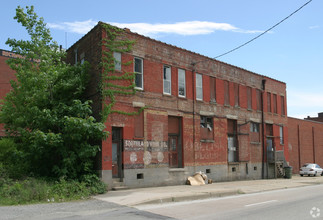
xmin=0 ymin=6 xmax=108 ymax=179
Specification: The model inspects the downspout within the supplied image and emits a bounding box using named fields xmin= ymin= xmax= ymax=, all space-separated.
xmin=298 ymin=124 xmax=301 ymax=170
xmin=312 ymin=127 xmax=315 ymax=163
xmin=261 ymin=79 xmax=266 ymax=179
xmin=192 ymin=63 xmax=196 ymax=173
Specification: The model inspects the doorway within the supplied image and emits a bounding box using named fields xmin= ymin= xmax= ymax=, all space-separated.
xmin=168 ymin=116 xmax=183 ymax=168
xmin=112 ymin=127 xmax=123 ymax=178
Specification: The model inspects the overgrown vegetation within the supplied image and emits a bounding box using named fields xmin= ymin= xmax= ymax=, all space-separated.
xmin=100 ymin=23 xmax=144 ymax=121
xmin=0 ymin=6 xmax=108 ymax=205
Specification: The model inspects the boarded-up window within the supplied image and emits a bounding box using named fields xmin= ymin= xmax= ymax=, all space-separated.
xmin=200 ymin=116 xmax=213 ymax=140
xmin=234 ymin=83 xmax=239 ymax=107
xmin=247 ymin=87 xmax=252 ymax=109
xmin=267 ymin=92 xmax=271 ymax=112
xmin=227 ymin=119 xmax=237 ymax=135
xmin=134 ymin=109 xmax=144 ymax=138
xmin=266 ymin=124 xmax=273 ymax=136
xmin=210 ymin=77 xmax=216 ymax=103
xmin=273 ymin=94 xmax=277 ymax=114
xmin=281 ymin=96 xmax=285 ymax=115
xmin=224 ymin=81 xmax=229 ymax=105
xmin=256 ymin=89 xmax=261 ymax=111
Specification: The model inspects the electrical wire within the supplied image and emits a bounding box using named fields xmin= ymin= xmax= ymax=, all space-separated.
xmin=214 ymin=0 xmax=313 ymax=59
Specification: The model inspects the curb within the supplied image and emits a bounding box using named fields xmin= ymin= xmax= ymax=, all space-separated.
xmin=134 ymin=190 xmax=241 ymax=206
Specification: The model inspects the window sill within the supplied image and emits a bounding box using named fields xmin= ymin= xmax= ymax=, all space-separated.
xmin=200 ymin=139 xmax=214 ymax=143
xmin=210 ymin=101 xmax=217 ymax=105
xmin=135 ymin=88 xmax=144 ymax=92
xmin=163 ymin=93 xmax=172 ymax=96
xmin=224 ymin=104 xmax=231 ymax=108
xmin=228 ymin=162 xmax=240 ymax=165
xmin=169 ymin=168 xmax=185 ymax=172
xmin=247 ymin=108 xmax=253 ymax=112
xmin=178 ymin=95 xmax=187 ymax=100
xmin=273 ymin=113 xmax=279 ymax=116
xmin=250 ymin=142 xmax=261 ymax=145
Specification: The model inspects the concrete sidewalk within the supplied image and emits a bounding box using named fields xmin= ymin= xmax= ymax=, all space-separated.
xmin=94 ymin=175 xmax=323 ymax=206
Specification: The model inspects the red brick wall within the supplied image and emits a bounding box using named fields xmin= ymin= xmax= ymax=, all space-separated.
xmin=288 ymin=117 xmax=323 ymax=173
xmin=0 ymin=51 xmax=17 ymax=136
xmin=65 ymin=23 xmax=289 ymax=174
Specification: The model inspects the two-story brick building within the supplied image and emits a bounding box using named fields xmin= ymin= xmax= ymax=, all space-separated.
xmin=66 ymin=22 xmax=289 ymax=189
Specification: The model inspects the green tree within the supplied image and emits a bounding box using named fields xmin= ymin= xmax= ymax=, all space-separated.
xmin=0 ymin=6 xmax=107 ymax=179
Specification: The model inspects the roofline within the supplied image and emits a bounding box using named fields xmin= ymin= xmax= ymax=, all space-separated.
xmin=68 ymin=21 xmax=286 ymax=85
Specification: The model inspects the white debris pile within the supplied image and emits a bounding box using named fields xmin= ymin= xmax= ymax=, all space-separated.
xmin=186 ymin=171 xmax=208 ymax=186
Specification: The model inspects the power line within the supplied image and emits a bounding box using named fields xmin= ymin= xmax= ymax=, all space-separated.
xmin=214 ymin=0 xmax=313 ymax=59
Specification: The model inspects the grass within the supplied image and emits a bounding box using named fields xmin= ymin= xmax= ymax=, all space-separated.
xmin=0 ymin=176 xmax=107 ymax=206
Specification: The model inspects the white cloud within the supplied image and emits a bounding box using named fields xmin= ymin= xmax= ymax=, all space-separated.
xmin=288 ymin=90 xmax=323 ymax=108
xmin=287 ymin=89 xmax=323 ymax=119
xmin=47 ymin=19 xmax=97 ymax=34
xmin=48 ymin=20 xmax=263 ymax=36
xmin=309 ymin=25 xmax=320 ymax=29
xmin=110 ymin=21 xmax=240 ymax=36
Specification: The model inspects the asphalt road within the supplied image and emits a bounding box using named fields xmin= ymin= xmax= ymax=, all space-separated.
xmin=138 ymin=184 xmax=323 ymax=220
xmin=2 ymin=185 xmax=323 ymax=220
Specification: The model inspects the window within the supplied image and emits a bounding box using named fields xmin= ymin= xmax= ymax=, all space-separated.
xmin=80 ymin=52 xmax=85 ymax=64
xmin=134 ymin=108 xmax=144 ymax=138
xmin=134 ymin=57 xmax=143 ymax=89
xmin=224 ymin=81 xmax=230 ymax=105
xmin=273 ymin=94 xmax=277 ymax=114
xmin=280 ymin=126 xmax=284 ymax=145
xmin=113 ymin=52 xmax=121 ymax=71
xmin=196 ymin=73 xmax=203 ymax=100
xmin=281 ymin=96 xmax=285 ymax=115
xmin=250 ymin=122 xmax=260 ymax=133
xmin=163 ymin=65 xmax=171 ymax=95
xmin=200 ymin=116 xmax=213 ymax=140
xmin=234 ymin=83 xmax=239 ymax=107
xmin=256 ymin=89 xmax=261 ymax=111
xmin=250 ymin=122 xmax=260 ymax=143
xmin=178 ymin=69 xmax=186 ymax=97
xmin=247 ymin=87 xmax=252 ymax=109
xmin=227 ymin=119 xmax=238 ymax=162
xmin=267 ymin=92 xmax=271 ymax=112
xmin=210 ymin=77 xmax=216 ymax=103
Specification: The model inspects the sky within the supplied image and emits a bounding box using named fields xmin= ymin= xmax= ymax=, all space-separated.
xmin=1 ymin=0 xmax=322 ymax=119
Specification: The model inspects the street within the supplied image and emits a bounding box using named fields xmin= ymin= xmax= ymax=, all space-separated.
xmin=138 ymin=184 xmax=323 ymax=220
xmin=2 ymin=184 xmax=323 ymax=219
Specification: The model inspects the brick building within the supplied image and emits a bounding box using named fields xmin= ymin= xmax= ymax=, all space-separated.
xmin=304 ymin=112 xmax=323 ymax=123
xmin=0 ymin=49 xmax=17 ymax=136
xmin=288 ymin=117 xmax=323 ymax=173
xmin=66 ymin=22 xmax=289 ymax=188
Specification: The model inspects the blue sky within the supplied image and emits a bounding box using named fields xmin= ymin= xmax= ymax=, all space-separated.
xmin=1 ymin=0 xmax=322 ymax=119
